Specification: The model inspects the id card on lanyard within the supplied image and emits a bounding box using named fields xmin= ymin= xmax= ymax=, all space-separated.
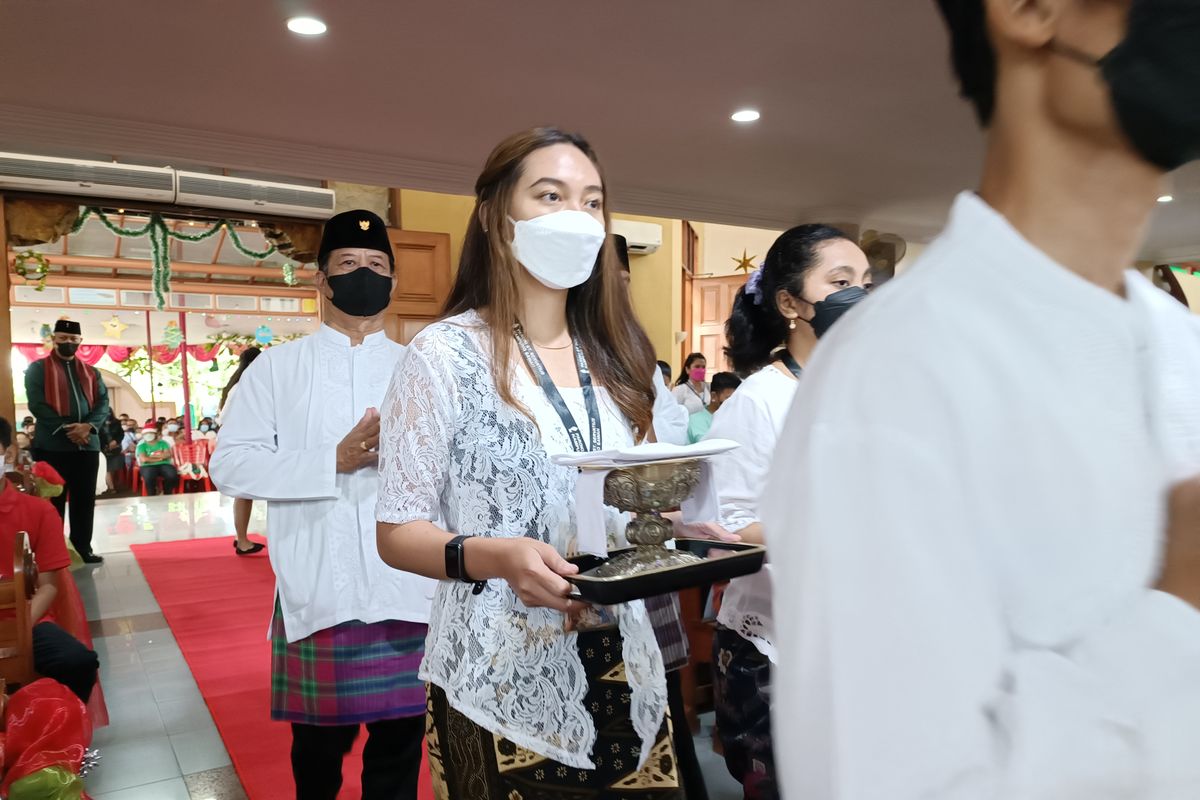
xmin=513 ymin=323 xmax=602 ymax=453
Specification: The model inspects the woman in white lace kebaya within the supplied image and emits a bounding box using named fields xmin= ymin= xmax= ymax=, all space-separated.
xmin=704 ymin=225 xmax=872 ymax=800
xmin=376 ymin=128 xmax=683 ymax=800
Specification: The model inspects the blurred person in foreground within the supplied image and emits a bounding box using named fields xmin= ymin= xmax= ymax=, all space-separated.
xmin=763 ymin=1 xmax=1200 ymax=797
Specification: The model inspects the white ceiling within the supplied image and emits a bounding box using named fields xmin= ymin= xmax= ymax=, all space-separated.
xmin=0 ymin=0 xmax=1196 ymax=258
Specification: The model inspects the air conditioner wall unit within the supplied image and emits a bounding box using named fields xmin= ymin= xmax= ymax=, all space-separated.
xmin=175 ymin=171 xmax=336 ymax=220
xmin=0 ymin=152 xmax=176 ymax=202
xmin=612 ymin=220 xmax=663 ymax=255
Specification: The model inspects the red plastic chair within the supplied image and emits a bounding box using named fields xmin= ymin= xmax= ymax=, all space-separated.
xmin=137 ymin=462 xmax=184 ymax=496
xmin=173 ymin=439 xmax=214 ymax=493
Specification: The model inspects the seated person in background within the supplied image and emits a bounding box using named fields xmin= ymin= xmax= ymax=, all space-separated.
xmin=136 ymin=423 xmax=178 ymax=495
xmin=14 ymin=429 xmax=33 ymax=465
xmin=197 ymin=417 xmax=218 ymax=446
xmin=0 ymin=417 xmax=99 ymax=703
xmin=163 ymin=418 xmax=183 ymax=447
xmin=120 ymin=420 xmax=138 ymax=470
xmin=688 ymin=371 xmax=742 ymax=444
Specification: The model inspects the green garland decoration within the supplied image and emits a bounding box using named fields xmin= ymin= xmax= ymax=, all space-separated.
xmin=13 ymin=250 xmax=52 ymax=291
xmin=71 ymin=207 xmax=283 ymax=309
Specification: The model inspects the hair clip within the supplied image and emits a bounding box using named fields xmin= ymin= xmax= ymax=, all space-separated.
xmin=744 ymin=268 xmax=765 ymax=306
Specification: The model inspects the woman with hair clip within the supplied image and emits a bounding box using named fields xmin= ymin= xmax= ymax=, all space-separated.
xmin=672 ymin=352 xmax=710 ymax=415
xmin=375 ymin=128 xmax=682 ymax=800
xmin=704 ymin=224 xmax=871 ymax=799
xmin=219 ymin=347 xmax=264 ymax=555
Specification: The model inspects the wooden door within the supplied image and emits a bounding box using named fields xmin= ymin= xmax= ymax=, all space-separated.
xmin=383 ymin=229 xmax=452 ymax=344
xmin=690 ymin=275 xmax=745 ymax=372
xmin=679 ymin=221 xmax=698 ymax=368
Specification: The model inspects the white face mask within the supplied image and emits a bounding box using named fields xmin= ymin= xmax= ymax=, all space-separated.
xmin=166 ymin=423 xmax=180 ymax=433
xmin=142 ymin=433 xmax=156 ymax=442
xmin=510 ymin=210 xmax=606 ymax=291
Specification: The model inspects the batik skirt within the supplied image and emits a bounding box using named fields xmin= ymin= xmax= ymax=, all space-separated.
xmin=713 ymin=625 xmax=778 ymax=800
xmin=269 ymin=602 xmax=427 ymax=726
xmin=425 ymin=627 xmax=685 ymax=800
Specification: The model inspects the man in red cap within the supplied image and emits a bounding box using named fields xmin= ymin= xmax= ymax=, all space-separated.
xmin=135 ymin=422 xmax=178 ymax=495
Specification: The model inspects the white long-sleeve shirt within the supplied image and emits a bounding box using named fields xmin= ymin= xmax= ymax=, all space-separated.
xmin=653 ymin=368 xmax=690 ymax=445
xmin=706 ymin=365 xmax=796 ymax=662
xmin=210 ymin=324 xmax=435 ymax=643
xmin=764 ymin=193 xmax=1200 ymax=799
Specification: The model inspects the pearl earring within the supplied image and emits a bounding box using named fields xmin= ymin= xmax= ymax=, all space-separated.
xmin=789 ymin=318 xmax=797 ymax=331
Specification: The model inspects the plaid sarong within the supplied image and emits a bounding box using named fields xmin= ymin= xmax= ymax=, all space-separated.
xmin=270 ymin=602 xmax=427 ymax=726
xmin=646 ymin=593 xmax=689 ymax=672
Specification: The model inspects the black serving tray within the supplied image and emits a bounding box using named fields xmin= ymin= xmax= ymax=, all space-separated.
xmin=566 ymin=539 xmax=765 ymax=605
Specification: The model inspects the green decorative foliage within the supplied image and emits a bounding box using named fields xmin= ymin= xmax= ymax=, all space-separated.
xmin=13 ymin=250 xmax=52 ymax=290
xmin=71 ymin=208 xmax=284 ymax=309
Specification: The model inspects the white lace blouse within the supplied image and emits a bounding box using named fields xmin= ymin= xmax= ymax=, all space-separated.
xmin=376 ymin=311 xmax=667 ymax=770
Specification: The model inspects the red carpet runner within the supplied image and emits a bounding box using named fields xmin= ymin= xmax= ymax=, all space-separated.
xmin=132 ymin=536 xmax=434 ymax=799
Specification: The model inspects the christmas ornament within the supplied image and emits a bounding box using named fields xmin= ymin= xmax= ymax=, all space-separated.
xmin=102 ymin=315 xmax=129 ymax=339
xmin=162 ymin=320 xmax=184 ymax=348
xmin=732 ymin=249 xmax=758 ymax=275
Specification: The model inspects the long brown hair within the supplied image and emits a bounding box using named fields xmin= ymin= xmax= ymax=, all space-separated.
xmin=442 ymin=128 xmax=656 ymax=439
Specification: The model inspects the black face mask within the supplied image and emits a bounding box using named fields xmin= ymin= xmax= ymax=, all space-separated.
xmin=1055 ymin=1 xmax=1200 ymax=171
xmin=806 ymin=286 xmax=868 ymax=339
xmin=55 ymin=342 xmax=79 ymax=359
xmin=325 ymin=267 xmax=393 ymax=318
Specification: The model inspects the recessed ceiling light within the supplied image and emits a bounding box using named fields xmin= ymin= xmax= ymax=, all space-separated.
xmin=287 ymin=16 xmax=327 ymax=36
xmin=1158 ymin=194 xmax=1175 ymax=203
xmin=731 ymin=109 xmax=761 ymax=123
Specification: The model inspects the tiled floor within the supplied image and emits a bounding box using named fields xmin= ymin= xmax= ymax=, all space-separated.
xmin=78 ymin=494 xmax=259 ymax=799
xmin=76 ymin=492 xmax=743 ymax=799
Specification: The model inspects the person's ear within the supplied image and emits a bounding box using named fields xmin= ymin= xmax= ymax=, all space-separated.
xmin=314 ymin=268 xmax=333 ymax=300
xmin=987 ymin=0 xmax=1063 ymax=52
xmin=478 ymin=202 xmax=491 ymax=234
xmin=776 ymin=288 xmax=810 ymax=323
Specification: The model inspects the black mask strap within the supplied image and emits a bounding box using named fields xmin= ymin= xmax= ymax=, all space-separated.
xmin=1048 ymin=39 xmax=1105 ymax=69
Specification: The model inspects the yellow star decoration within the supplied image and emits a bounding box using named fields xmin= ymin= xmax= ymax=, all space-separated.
xmin=732 ymin=249 xmax=757 ymax=275
xmin=102 ymin=315 xmax=129 ymax=339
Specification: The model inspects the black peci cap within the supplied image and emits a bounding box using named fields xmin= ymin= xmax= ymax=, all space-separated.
xmin=317 ymin=210 xmax=394 ymax=269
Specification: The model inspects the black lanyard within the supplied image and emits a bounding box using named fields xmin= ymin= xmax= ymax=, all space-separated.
xmin=514 ymin=324 xmax=602 ymax=453
xmin=778 ymin=350 xmax=804 ymax=379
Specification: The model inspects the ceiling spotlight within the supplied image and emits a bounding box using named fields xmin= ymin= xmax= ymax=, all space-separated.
xmin=1158 ymin=194 xmax=1175 ymax=203
xmin=731 ymin=109 xmax=761 ymax=123
xmin=287 ymin=16 xmax=327 ymax=36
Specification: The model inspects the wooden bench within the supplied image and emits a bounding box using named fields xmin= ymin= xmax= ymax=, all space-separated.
xmin=0 ymin=532 xmax=39 ymax=688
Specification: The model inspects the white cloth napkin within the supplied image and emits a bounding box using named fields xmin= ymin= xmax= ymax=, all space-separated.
xmin=552 ymin=439 xmax=740 ymax=469
xmin=680 ymin=461 xmax=719 ymax=524
xmin=575 ymin=468 xmax=612 ymax=557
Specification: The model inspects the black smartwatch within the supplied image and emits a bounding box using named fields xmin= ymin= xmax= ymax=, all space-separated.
xmin=445 ymin=535 xmax=486 ymax=595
